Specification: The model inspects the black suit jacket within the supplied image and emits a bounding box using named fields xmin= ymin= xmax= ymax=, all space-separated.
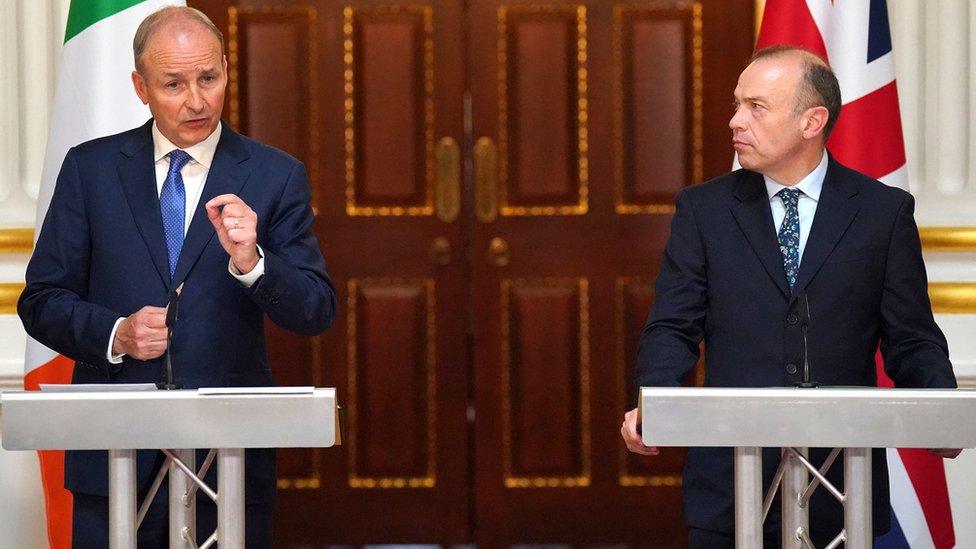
xmin=20 ymin=120 xmax=337 ymax=504
xmin=634 ymin=156 xmax=956 ymax=539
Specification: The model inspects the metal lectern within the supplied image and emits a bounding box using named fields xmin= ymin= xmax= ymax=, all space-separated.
xmin=640 ymin=387 xmax=976 ymax=549
xmin=0 ymin=388 xmax=339 ymax=549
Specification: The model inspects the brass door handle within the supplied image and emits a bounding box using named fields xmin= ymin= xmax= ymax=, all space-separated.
xmin=487 ymin=237 xmax=509 ymax=267
xmin=430 ymin=237 xmax=452 ymax=266
xmin=474 ymin=137 xmax=498 ymax=223
xmin=435 ymin=137 xmax=460 ymax=223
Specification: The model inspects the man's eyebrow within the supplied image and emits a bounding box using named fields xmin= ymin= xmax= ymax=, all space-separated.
xmin=161 ymin=66 xmax=219 ymax=78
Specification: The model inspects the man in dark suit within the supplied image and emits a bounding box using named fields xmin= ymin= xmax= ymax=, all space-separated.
xmin=619 ymin=46 xmax=959 ymax=547
xmin=18 ymin=6 xmax=336 ymax=547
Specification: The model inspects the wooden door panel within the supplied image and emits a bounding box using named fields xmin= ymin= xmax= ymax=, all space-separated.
xmin=192 ymin=0 xmax=468 ymax=544
xmin=267 ymin=331 xmax=325 ymax=490
xmin=192 ymin=0 xmax=751 ymax=544
xmin=499 ymin=7 xmax=586 ymax=212
xmin=347 ymin=278 xmax=436 ymax=488
xmin=615 ymin=3 xmax=701 ymax=212
xmin=615 ymin=278 xmax=685 ymax=488
xmin=220 ymin=5 xmax=326 ymax=492
xmin=472 ymin=0 xmax=752 ymax=545
xmin=229 ymin=6 xmax=318 ymax=181
xmin=346 ymin=5 xmax=435 ymax=213
xmin=502 ymin=278 xmax=589 ymax=487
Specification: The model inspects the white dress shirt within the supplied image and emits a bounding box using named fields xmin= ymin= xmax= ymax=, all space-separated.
xmin=763 ymin=150 xmax=829 ymax=266
xmin=152 ymin=121 xmax=221 ymax=234
xmin=107 ymin=122 xmax=264 ymax=362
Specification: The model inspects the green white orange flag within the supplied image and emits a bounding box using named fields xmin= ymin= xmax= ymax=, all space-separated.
xmin=26 ymin=1 xmax=184 ymax=546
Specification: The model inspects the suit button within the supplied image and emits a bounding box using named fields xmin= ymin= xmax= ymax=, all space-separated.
xmin=787 ymin=313 xmax=799 ymax=325
xmin=786 ymin=363 xmax=798 ymax=375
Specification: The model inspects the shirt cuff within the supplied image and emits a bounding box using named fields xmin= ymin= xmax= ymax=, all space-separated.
xmin=229 ymin=245 xmax=265 ymax=287
xmin=107 ymin=317 xmax=126 ymax=364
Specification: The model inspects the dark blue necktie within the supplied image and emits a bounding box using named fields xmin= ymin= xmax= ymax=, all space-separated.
xmin=161 ymin=149 xmax=192 ymax=277
xmin=777 ymin=187 xmax=802 ymax=289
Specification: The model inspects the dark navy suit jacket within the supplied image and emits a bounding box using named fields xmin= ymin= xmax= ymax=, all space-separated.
xmin=19 ymin=120 xmax=337 ymax=505
xmin=634 ymin=156 xmax=956 ymax=540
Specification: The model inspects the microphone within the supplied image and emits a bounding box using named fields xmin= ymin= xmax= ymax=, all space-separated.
xmin=794 ymin=291 xmax=819 ymax=388
xmin=157 ymin=282 xmax=185 ymax=390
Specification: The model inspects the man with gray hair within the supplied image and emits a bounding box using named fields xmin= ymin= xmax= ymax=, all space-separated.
xmin=19 ymin=6 xmax=336 ymax=546
xmin=620 ymin=46 xmax=958 ymax=546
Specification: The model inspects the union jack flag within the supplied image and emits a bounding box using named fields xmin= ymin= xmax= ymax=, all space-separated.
xmin=757 ymin=1 xmax=955 ymax=547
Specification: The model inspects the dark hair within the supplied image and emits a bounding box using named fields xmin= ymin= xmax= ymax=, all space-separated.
xmin=133 ymin=6 xmax=224 ymax=74
xmin=750 ymin=45 xmax=842 ymax=139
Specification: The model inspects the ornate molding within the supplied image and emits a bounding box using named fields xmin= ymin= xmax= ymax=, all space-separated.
xmin=613 ymin=2 xmax=702 ymax=216
xmin=497 ymin=4 xmax=589 ymax=217
xmin=346 ymin=277 xmax=437 ymax=489
xmin=920 ymin=227 xmax=976 ymax=252
xmin=0 ymin=373 xmax=24 ymax=390
xmin=929 ymin=282 xmax=976 ymax=314
xmin=501 ymin=277 xmax=591 ymax=488
xmin=754 ymin=0 xmax=765 ymax=37
xmin=957 ymin=376 xmax=976 ymax=389
xmin=0 ymin=228 xmax=33 ymax=254
xmin=0 ymin=283 xmax=24 ymax=314
xmin=227 ymin=5 xmax=321 ymax=215
xmin=343 ymin=4 xmax=435 ymax=217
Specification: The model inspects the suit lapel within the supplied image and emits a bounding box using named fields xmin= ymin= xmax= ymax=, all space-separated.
xmin=171 ymin=126 xmax=251 ymax=288
xmin=118 ymin=121 xmax=171 ymax=287
xmin=793 ymin=158 xmax=860 ymax=295
xmin=730 ymin=170 xmax=791 ymax=298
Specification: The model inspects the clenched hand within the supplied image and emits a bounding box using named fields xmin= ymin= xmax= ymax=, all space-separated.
xmin=206 ymin=194 xmax=259 ymax=274
xmin=113 ymin=306 xmax=168 ymax=360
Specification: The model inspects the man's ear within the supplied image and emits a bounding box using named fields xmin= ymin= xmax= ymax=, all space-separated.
xmin=801 ymin=105 xmax=829 ymax=140
xmin=132 ymin=71 xmax=150 ymax=105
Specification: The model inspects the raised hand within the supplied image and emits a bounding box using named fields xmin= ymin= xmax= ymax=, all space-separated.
xmin=206 ymin=194 xmax=259 ymax=273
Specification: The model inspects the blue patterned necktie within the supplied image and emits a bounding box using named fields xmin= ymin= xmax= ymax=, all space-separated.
xmin=160 ymin=149 xmax=192 ymax=277
xmin=777 ymin=187 xmax=802 ymax=289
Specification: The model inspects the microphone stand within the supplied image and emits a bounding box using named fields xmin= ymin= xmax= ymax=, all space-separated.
xmin=157 ymin=282 xmax=184 ymax=390
xmin=795 ymin=292 xmax=819 ymax=388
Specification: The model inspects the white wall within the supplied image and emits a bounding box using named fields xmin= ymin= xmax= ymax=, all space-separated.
xmin=0 ymin=1 xmax=69 ymax=546
xmin=0 ymin=0 xmax=974 ymax=546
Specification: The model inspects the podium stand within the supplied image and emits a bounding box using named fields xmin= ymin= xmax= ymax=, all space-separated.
xmin=640 ymin=387 xmax=976 ymax=548
xmin=0 ymin=388 xmax=339 ymax=548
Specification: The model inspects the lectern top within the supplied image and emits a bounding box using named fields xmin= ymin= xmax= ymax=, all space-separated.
xmin=0 ymin=388 xmax=339 ymax=450
xmin=640 ymin=386 xmax=976 ymax=448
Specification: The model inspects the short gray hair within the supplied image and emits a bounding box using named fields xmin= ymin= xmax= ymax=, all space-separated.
xmin=133 ymin=6 xmax=224 ymax=74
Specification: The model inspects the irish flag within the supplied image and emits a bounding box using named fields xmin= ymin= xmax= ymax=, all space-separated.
xmin=26 ymin=1 xmax=183 ymax=546
xmin=757 ymin=0 xmax=955 ymax=547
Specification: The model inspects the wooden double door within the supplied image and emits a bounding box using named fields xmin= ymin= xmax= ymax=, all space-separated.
xmin=194 ymin=0 xmax=752 ymax=545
